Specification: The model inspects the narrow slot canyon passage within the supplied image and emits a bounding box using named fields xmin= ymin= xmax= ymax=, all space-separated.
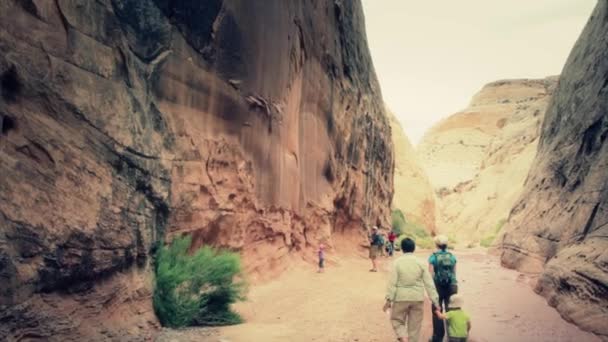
xmin=0 ymin=1 xmax=606 ymax=341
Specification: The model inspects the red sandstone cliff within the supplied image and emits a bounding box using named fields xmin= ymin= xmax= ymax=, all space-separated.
xmin=0 ymin=0 xmax=393 ymax=340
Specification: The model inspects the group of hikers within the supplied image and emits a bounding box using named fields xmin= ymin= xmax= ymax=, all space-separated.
xmin=369 ymin=228 xmax=398 ymax=270
xmin=315 ymin=227 xmax=470 ymax=341
xmin=377 ymin=227 xmax=469 ymax=342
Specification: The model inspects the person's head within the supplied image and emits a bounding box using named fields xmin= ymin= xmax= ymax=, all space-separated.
xmin=401 ymin=237 xmax=416 ymax=253
xmin=434 ymin=235 xmax=449 ymax=250
xmin=319 ymin=243 xmax=325 ymax=250
xmin=372 ymin=226 xmax=379 ymax=234
xmin=449 ymin=295 xmax=464 ymax=309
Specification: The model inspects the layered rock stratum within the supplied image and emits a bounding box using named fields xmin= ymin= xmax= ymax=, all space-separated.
xmin=418 ymin=77 xmax=557 ymax=242
xmin=0 ymin=0 xmax=393 ymax=340
xmin=500 ymin=1 xmax=608 ymax=338
xmin=388 ymin=109 xmax=436 ymax=233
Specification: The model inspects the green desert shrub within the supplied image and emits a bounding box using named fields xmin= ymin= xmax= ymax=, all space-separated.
xmin=395 ymin=233 xmax=434 ymax=250
xmin=153 ymin=236 xmax=246 ymax=328
xmin=391 ymin=209 xmax=433 ymax=250
xmin=447 ymin=234 xmax=459 ymax=249
xmin=391 ymin=209 xmax=407 ymax=236
xmin=480 ymin=218 xmax=507 ymax=248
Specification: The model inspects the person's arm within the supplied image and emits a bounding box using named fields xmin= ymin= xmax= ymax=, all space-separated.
xmin=435 ymin=309 xmax=447 ymax=320
xmin=384 ymin=261 xmax=398 ymax=311
xmin=467 ymin=321 xmax=472 ymax=332
xmin=428 ymin=254 xmax=435 ymax=278
xmin=421 ymin=261 xmax=439 ymax=307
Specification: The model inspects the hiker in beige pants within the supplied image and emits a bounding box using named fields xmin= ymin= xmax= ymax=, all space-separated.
xmin=383 ymin=238 xmax=439 ymax=342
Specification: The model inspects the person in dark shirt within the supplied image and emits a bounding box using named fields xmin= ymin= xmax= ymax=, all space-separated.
xmin=369 ymin=226 xmax=382 ymax=272
xmin=318 ymin=243 xmax=325 ymax=273
xmin=388 ymin=231 xmax=397 ymax=256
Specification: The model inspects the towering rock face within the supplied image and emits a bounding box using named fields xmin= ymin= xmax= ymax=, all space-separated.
xmin=418 ymin=77 xmax=556 ymax=241
xmin=500 ymin=2 xmax=608 ymax=338
xmin=388 ymin=110 xmax=436 ymax=233
xmin=0 ymin=0 xmax=393 ymax=340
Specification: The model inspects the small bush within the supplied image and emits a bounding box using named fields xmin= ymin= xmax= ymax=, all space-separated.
xmin=480 ymin=235 xmax=495 ymax=248
xmin=415 ymin=236 xmax=435 ymax=249
xmin=392 ymin=210 xmax=433 ymax=251
xmin=480 ymin=218 xmax=507 ymax=248
xmin=392 ymin=209 xmax=429 ymax=238
xmin=395 ymin=234 xmax=434 ymax=250
xmin=153 ymin=236 xmax=246 ymax=328
xmin=391 ymin=209 xmax=407 ymax=236
xmin=447 ymin=233 xmax=458 ymax=246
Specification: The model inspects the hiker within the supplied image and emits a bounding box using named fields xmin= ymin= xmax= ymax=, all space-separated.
xmin=388 ymin=230 xmax=397 ymax=256
xmin=318 ymin=243 xmax=325 ymax=273
xmin=379 ymin=231 xmax=387 ymax=257
xmin=434 ymin=294 xmax=471 ymax=342
xmin=429 ymin=235 xmax=458 ymax=342
xmin=384 ymin=237 xmax=439 ymax=342
xmin=369 ymin=226 xmax=382 ymax=272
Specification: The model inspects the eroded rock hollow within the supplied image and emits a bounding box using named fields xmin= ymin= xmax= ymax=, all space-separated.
xmin=500 ymin=1 xmax=608 ymax=338
xmin=0 ymin=0 xmax=393 ymax=339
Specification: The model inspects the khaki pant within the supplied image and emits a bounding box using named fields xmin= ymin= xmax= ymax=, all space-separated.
xmin=391 ymin=301 xmax=424 ymax=342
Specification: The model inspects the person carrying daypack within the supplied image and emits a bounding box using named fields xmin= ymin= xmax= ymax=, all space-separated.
xmin=379 ymin=232 xmax=386 ymax=257
xmin=369 ymin=226 xmax=383 ymax=272
xmin=428 ymin=235 xmax=458 ymax=342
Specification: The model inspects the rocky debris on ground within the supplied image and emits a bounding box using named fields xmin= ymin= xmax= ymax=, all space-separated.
xmin=500 ymin=1 xmax=608 ymax=339
xmin=0 ymin=0 xmax=393 ymax=340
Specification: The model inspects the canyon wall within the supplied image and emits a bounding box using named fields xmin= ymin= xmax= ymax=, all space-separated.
xmin=418 ymin=77 xmax=556 ymax=242
xmin=388 ymin=109 xmax=436 ymax=233
xmin=0 ymin=0 xmax=393 ymax=340
xmin=500 ymin=1 xmax=608 ymax=338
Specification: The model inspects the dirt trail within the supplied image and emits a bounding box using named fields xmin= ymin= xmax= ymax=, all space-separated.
xmin=157 ymin=250 xmax=599 ymax=342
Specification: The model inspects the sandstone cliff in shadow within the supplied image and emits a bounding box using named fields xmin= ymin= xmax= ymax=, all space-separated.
xmin=500 ymin=1 xmax=608 ymax=338
xmin=0 ymin=0 xmax=393 ymax=339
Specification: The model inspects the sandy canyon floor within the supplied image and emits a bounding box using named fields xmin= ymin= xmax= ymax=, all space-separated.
xmin=156 ymin=250 xmax=599 ymax=342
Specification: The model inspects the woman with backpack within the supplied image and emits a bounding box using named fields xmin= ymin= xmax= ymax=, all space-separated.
xmin=428 ymin=235 xmax=458 ymax=342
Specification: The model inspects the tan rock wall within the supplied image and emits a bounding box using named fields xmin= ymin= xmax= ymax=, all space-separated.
xmin=419 ymin=77 xmax=556 ymax=241
xmin=388 ymin=109 xmax=436 ymax=233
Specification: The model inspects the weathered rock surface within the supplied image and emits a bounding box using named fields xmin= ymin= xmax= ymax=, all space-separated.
xmin=500 ymin=1 xmax=608 ymax=339
xmin=418 ymin=77 xmax=557 ymax=241
xmin=0 ymin=0 xmax=393 ymax=340
xmin=388 ymin=109 xmax=436 ymax=233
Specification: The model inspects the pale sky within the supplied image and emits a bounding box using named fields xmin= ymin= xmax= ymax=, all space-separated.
xmin=362 ymin=0 xmax=597 ymax=145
